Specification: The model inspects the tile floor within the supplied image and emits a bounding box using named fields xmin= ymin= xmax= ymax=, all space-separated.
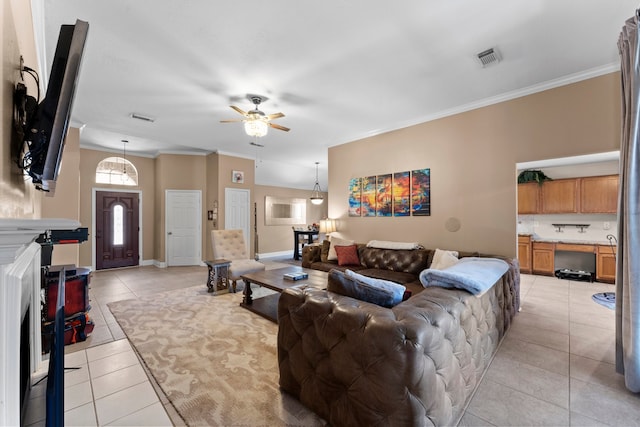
xmin=24 ymin=264 xmax=640 ymax=426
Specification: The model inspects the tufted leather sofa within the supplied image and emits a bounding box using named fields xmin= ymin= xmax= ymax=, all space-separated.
xmin=280 ymin=250 xmax=520 ymax=426
xmin=302 ymin=244 xmax=480 ymax=296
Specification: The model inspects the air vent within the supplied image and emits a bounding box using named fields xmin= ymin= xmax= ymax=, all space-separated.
xmin=476 ymin=47 xmax=501 ymax=68
xmin=130 ymin=113 xmax=155 ymax=123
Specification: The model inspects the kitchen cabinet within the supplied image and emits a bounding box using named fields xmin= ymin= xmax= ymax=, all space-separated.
xmin=532 ymin=242 xmax=554 ymax=275
xmin=580 ymin=175 xmax=619 ymax=213
xmin=541 ymin=179 xmax=579 ymax=213
xmin=517 ymin=183 xmax=540 ymax=214
xmin=596 ymin=244 xmax=617 ymax=283
xmin=518 ymin=235 xmax=532 ymax=274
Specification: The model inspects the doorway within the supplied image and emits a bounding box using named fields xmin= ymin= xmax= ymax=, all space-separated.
xmin=224 ymin=188 xmax=251 ymax=254
xmin=94 ymin=191 xmax=140 ymax=270
xmin=165 ymin=190 xmax=202 ymax=266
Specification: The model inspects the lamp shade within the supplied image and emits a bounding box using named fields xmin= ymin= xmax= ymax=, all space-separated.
xmin=319 ymin=219 xmax=336 ymax=234
xmin=244 ymin=119 xmax=268 ymax=137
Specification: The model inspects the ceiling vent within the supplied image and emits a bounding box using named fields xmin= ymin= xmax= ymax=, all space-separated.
xmin=476 ymin=47 xmax=501 ymax=68
xmin=130 ymin=113 xmax=155 ymax=123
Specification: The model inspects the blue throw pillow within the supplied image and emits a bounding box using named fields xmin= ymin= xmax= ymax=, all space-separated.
xmin=327 ymin=269 xmax=406 ymax=308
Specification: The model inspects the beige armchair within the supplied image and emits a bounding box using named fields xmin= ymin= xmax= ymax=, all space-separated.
xmin=211 ymin=229 xmax=265 ymax=292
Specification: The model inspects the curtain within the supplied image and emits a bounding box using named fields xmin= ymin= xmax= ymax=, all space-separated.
xmin=616 ymin=12 xmax=640 ymax=393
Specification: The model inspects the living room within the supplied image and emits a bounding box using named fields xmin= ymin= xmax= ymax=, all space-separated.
xmin=2 ymin=1 xmax=640 ymax=426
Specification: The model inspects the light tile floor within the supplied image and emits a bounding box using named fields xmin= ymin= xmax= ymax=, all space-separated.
xmin=25 ymin=265 xmax=640 ymax=426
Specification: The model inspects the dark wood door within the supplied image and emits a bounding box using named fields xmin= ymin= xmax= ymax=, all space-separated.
xmin=96 ymin=191 xmax=139 ymax=270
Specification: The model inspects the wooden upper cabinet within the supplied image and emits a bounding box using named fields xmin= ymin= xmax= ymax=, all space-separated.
xmin=541 ymin=179 xmax=579 ymax=213
xmin=580 ymin=175 xmax=619 ymax=213
xmin=517 ymin=182 xmax=540 ymax=214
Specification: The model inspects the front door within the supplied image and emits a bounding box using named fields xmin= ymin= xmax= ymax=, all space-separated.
xmin=95 ymin=191 xmax=140 ymax=270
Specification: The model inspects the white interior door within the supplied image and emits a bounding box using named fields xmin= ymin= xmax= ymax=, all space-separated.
xmin=166 ymin=190 xmax=202 ymax=266
xmin=225 ymin=188 xmax=251 ymax=253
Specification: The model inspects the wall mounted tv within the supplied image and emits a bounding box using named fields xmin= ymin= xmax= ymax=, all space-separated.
xmin=18 ymin=19 xmax=89 ymax=194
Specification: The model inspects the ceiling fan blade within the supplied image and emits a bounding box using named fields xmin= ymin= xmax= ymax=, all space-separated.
xmin=230 ymin=105 xmax=248 ymax=116
xmin=266 ymin=112 xmax=285 ymax=120
xmin=269 ymin=122 xmax=290 ymax=132
xmin=220 ymin=119 xmax=244 ymax=123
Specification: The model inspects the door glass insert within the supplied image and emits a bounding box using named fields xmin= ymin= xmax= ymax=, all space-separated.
xmin=113 ymin=204 xmax=124 ymax=245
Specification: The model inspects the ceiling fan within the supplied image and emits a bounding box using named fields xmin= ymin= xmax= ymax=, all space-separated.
xmin=221 ymin=94 xmax=290 ymax=137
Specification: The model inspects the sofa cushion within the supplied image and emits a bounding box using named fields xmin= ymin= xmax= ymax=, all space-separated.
xmin=327 ymin=236 xmax=355 ymax=261
xmin=359 ymin=247 xmax=431 ymax=275
xmin=430 ymin=248 xmax=459 ymax=269
xmin=320 ymin=239 xmax=331 ymax=262
xmin=327 ymin=269 xmax=406 ymax=308
xmin=335 ymin=244 xmax=360 ymax=266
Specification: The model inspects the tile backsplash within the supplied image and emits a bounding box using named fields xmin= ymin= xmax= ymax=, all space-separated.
xmin=517 ymin=213 xmax=617 ymax=244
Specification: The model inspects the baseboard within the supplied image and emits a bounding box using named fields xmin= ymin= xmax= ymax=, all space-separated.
xmin=152 ymin=260 xmax=167 ymax=268
xmin=141 ymin=259 xmax=155 ymax=267
xmin=256 ymin=251 xmax=292 ymax=260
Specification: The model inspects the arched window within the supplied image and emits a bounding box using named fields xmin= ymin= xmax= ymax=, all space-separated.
xmin=95 ymin=157 xmax=138 ymax=186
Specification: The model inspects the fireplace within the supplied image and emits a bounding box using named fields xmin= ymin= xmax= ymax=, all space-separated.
xmin=0 ymin=218 xmax=80 ymax=426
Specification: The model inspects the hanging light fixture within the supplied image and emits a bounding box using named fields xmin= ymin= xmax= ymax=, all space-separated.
xmin=121 ymin=139 xmax=128 ymax=175
xmin=244 ymin=117 xmax=268 ymax=137
xmin=310 ymin=162 xmax=324 ymax=205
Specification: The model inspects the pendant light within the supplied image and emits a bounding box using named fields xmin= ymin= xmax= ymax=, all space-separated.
xmin=121 ymin=139 xmax=128 ymax=175
xmin=310 ymin=162 xmax=324 ymax=205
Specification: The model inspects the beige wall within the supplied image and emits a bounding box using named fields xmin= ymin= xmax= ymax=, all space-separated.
xmin=329 ymin=73 xmax=621 ymax=258
xmin=154 ymin=153 xmax=207 ymax=263
xmin=215 ymin=154 xmax=257 ymax=257
xmin=204 ymin=153 xmax=219 ymax=260
xmin=254 ymin=184 xmax=328 ymax=255
xmin=1 ymin=0 xmax=41 ymax=218
xmin=42 ymin=127 xmax=81 ymax=265
xmin=78 ymin=148 xmax=156 ymax=267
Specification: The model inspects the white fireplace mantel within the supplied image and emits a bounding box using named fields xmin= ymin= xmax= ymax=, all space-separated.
xmin=0 ymin=218 xmax=80 ymax=426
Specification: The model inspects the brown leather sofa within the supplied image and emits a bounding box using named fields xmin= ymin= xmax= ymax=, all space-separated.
xmin=302 ymin=243 xmax=480 ymax=296
xmin=280 ymin=244 xmax=520 ymax=426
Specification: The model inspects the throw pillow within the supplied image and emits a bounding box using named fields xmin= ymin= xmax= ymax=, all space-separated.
xmin=430 ymin=248 xmax=459 ymax=270
xmin=335 ymin=244 xmax=360 ymax=266
xmin=327 ymin=269 xmax=406 ymax=308
xmin=327 ymin=236 xmax=355 ymax=261
xmin=320 ymin=239 xmax=331 ymax=262
xmin=344 ymin=270 xmax=406 ymax=305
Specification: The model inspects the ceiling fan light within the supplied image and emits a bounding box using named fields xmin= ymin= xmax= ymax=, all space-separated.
xmin=244 ymin=119 xmax=268 ymax=137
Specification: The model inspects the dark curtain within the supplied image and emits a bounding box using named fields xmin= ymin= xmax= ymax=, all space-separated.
xmin=616 ymin=11 xmax=640 ymax=393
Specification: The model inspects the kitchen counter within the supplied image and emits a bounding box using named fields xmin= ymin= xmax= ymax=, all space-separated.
xmin=518 ymin=234 xmax=614 ymax=246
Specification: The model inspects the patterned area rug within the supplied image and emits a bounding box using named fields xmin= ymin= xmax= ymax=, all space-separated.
xmin=108 ymin=284 xmax=325 ymax=426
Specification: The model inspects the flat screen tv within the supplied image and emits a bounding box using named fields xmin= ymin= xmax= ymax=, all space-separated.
xmin=26 ymin=19 xmax=89 ymax=193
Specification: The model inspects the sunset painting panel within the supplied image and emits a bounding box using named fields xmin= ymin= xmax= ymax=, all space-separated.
xmin=393 ymin=171 xmax=410 ymax=216
xmin=348 ymin=178 xmax=361 ymax=217
xmin=411 ymin=168 xmax=431 ymax=216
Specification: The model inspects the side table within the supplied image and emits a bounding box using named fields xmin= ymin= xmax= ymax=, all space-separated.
xmin=204 ymin=259 xmax=231 ymax=294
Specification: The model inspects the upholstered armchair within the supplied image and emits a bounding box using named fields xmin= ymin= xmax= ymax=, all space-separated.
xmin=210 ymin=229 xmax=265 ymax=292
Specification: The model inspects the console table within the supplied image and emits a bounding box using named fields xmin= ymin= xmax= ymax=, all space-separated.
xmin=293 ymin=230 xmax=318 ymax=260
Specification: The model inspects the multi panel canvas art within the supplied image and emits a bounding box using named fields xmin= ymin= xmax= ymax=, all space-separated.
xmin=349 ymin=168 xmax=430 ymax=217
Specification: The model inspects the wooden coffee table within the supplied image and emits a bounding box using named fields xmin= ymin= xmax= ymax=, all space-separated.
xmin=240 ymin=266 xmax=327 ymax=323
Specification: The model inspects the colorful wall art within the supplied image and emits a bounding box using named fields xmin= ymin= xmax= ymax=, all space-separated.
xmin=411 ymin=168 xmax=431 ymax=216
xmin=349 ymin=168 xmax=431 ymax=217
xmin=376 ymin=174 xmax=392 ymax=216
xmin=348 ymin=177 xmax=362 ymax=217
xmin=361 ymin=176 xmax=376 ymax=217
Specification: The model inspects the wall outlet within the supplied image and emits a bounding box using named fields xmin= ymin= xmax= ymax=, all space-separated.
xmin=603 ymin=222 xmax=611 ymax=230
